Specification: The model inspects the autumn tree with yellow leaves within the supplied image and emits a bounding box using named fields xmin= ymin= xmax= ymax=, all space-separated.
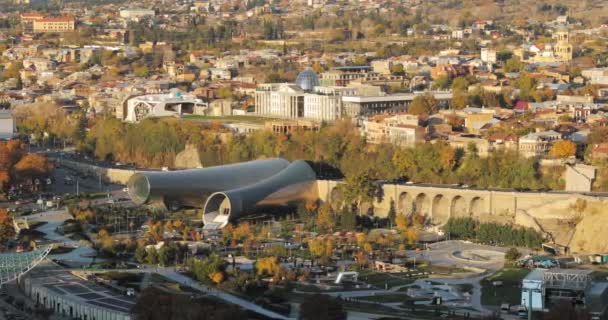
xmin=550 ymin=140 xmax=577 ymax=158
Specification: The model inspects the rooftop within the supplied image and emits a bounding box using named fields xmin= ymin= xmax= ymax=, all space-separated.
xmin=27 ymin=270 xmax=136 ymax=315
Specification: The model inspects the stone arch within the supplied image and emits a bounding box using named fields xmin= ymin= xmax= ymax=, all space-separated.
xmin=450 ymin=196 xmax=468 ymax=218
xmin=470 ymin=197 xmax=484 ymax=216
xmin=431 ymin=194 xmax=449 ymax=225
xmin=330 ymin=187 xmax=343 ymax=211
xmin=413 ymin=193 xmax=430 ymax=216
xmin=398 ymin=192 xmax=412 ymax=215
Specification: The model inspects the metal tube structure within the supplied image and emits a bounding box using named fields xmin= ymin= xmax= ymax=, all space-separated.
xmin=202 ymin=160 xmax=317 ymax=229
xmin=126 ymin=158 xmax=291 ymax=208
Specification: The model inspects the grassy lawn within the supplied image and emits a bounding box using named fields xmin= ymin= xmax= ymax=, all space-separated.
xmin=360 ymin=272 xmax=416 ymax=289
xmin=481 ymin=268 xmax=530 ymax=306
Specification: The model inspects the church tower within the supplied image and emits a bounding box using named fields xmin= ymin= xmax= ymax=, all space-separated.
xmin=554 ymin=28 xmax=573 ymax=62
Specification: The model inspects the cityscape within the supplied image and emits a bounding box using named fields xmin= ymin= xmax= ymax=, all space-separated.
xmin=0 ymin=0 xmax=608 ymax=319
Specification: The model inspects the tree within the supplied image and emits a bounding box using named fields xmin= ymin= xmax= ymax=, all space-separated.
xmin=505 ymin=248 xmax=521 ymax=261
xmin=514 ymin=73 xmax=537 ymax=101
xmin=408 ymin=94 xmax=439 ymax=115
xmin=550 ymin=140 xmax=576 ymax=158
xmin=158 ymin=245 xmax=171 ymax=266
xmin=14 ymin=154 xmax=53 ymax=187
xmin=433 ymin=75 xmax=451 ymax=90
xmin=316 ymin=203 xmax=335 ymax=233
xmin=387 ymin=201 xmax=397 ymax=227
xmin=299 ymin=294 xmax=346 ymax=320
xmin=504 ymin=57 xmax=525 ymax=73
xmin=146 ymin=247 xmax=158 ymax=265
xmin=0 ymin=209 xmax=15 ymax=247
xmin=135 ymin=244 xmax=147 ymax=263
xmin=256 ymin=256 xmax=282 ymax=276
xmin=391 ymin=63 xmax=404 ymax=75
xmin=210 ymin=271 xmax=224 ymax=284
xmin=339 ymin=205 xmax=357 ymax=231
xmin=308 ymin=238 xmax=326 ymax=257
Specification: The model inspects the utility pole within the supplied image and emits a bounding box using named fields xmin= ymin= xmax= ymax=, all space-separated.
xmin=76 ymin=179 xmax=79 ymax=197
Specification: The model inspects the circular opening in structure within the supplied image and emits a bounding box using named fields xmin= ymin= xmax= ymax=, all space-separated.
xmin=127 ymin=174 xmax=150 ymax=205
xmin=203 ymin=193 xmax=231 ymax=229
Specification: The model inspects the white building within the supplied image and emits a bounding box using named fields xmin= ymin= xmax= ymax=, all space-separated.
xmin=255 ymin=83 xmax=305 ymax=119
xmin=119 ymin=8 xmax=155 ymax=19
xmin=0 ymin=110 xmax=15 ymax=140
xmin=122 ymin=91 xmax=206 ymax=122
xmin=480 ymin=48 xmax=497 ymax=64
xmin=582 ymin=67 xmax=608 ymax=85
xmin=24 ymin=271 xmax=134 ymax=320
xmin=303 ymin=87 xmax=355 ymax=122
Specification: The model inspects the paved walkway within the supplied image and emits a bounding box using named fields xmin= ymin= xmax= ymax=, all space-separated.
xmin=28 ymin=210 xmax=98 ymax=265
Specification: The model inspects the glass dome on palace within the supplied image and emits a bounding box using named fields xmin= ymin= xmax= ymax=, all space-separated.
xmin=295 ymin=68 xmax=319 ymax=91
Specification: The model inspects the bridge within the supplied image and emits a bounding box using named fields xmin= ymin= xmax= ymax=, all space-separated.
xmin=316 ymin=180 xmax=608 ymax=225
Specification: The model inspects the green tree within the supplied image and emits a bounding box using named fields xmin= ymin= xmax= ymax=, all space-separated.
xmin=158 ymin=245 xmax=170 ymax=266
xmin=135 ymin=245 xmax=147 ymax=263
xmin=408 ymin=93 xmax=439 ymax=115
xmin=146 ymin=247 xmax=158 ymax=265
xmin=391 ymin=63 xmax=404 ymax=75
xmin=339 ymin=205 xmax=357 ymax=231
xmin=514 ymin=73 xmax=536 ymax=101
xmin=504 ymin=57 xmax=525 ymax=72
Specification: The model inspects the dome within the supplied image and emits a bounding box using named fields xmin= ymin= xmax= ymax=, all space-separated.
xmin=295 ymin=68 xmax=319 ymax=91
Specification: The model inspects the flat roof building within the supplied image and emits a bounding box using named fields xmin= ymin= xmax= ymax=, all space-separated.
xmin=23 ymin=269 xmax=134 ymax=320
xmin=32 ymin=16 xmax=75 ymax=33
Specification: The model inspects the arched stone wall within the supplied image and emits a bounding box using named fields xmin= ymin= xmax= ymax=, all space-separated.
xmin=432 ymin=194 xmax=450 ymax=224
xmin=451 ymin=196 xmax=468 ymax=217
xmin=398 ymin=192 xmax=412 ymax=215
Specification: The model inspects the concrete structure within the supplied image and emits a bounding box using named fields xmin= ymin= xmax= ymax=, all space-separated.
xmin=565 ymin=164 xmax=596 ymax=192
xmin=23 ymin=270 xmax=134 ymax=320
xmin=33 ymin=17 xmax=75 ymax=33
xmin=518 ymin=130 xmax=561 ymax=158
xmin=254 ymin=83 xmax=304 ymax=119
xmin=303 ymin=86 xmax=355 ymax=122
xmin=362 ymin=114 xmax=425 ymax=146
xmin=121 ymin=91 xmax=206 ymax=122
xmin=521 ymin=269 xmax=547 ymax=312
xmin=315 ymin=180 xmax=608 ymax=226
xmin=447 ymin=134 xmax=491 ymax=157
xmin=127 ymin=159 xmax=317 ymax=229
xmin=464 ymin=108 xmax=495 ymax=134
xmin=520 ymin=268 xmax=608 ymax=318
xmin=480 ymin=48 xmax=497 ymax=64
xmin=119 ymin=8 xmax=156 ymax=19
xmin=341 ymin=91 xmax=453 ymax=118
xmin=582 ymin=67 xmax=608 ymax=85
xmin=0 ymin=110 xmax=16 ymax=140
